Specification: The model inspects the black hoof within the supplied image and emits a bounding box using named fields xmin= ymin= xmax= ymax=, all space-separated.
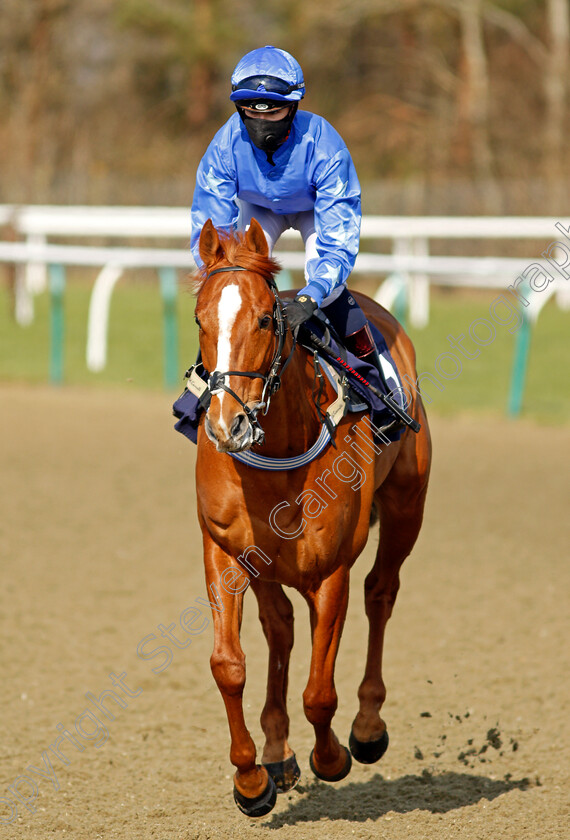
xmin=309 ymin=745 xmax=352 ymax=782
xmin=233 ymin=773 xmax=277 ymax=818
xmin=349 ymin=727 xmax=389 ymax=764
xmin=263 ymin=753 xmax=301 ymax=793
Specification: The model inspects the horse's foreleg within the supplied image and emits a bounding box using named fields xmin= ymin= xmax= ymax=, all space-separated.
xmin=350 ymin=452 xmax=430 ymax=764
xmin=203 ymin=538 xmax=276 ymax=816
xmin=303 ymin=563 xmax=352 ymax=782
xmin=251 ymin=580 xmax=301 ymax=792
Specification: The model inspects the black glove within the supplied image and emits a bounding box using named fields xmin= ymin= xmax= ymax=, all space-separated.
xmin=286 ymin=294 xmax=318 ymax=330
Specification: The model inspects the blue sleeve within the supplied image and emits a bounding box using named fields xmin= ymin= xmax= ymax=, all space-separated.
xmin=190 ymin=130 xmax=239 ymax=266
xmin=302 ymin=149 xmax=361 ymax=305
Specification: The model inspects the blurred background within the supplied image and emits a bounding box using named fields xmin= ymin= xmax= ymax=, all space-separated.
xmin=1 ymin=0 xmax=568 ymax=212
xmin=0 ymin=0 xmax=568 ymax=422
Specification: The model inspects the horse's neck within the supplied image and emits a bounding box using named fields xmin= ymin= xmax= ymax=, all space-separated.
xmin=261 ymin=347 xmax=325 ymax=458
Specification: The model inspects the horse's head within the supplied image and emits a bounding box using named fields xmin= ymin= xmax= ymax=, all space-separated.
xmin=194 ymin=219 xmax=286 ymax=453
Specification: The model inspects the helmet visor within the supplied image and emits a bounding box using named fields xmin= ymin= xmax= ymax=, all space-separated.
xmin=230 ymin=74 xmax=305 ymax=102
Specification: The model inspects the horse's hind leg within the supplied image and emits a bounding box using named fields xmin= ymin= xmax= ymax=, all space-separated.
xmin=350 ymin=432 xmax=430 ymax=764
xmin=251 ymin=580 xmax=301 ymax=792
xmin=303 ymin=563 xmax=353 ymax=782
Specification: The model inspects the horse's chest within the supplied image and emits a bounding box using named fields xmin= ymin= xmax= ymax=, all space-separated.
xmin=200 ymin=480 xmax=369 ymax=591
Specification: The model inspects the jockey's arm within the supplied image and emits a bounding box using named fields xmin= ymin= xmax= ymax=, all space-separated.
xmin=301 ymin=149 xmax=361 ymax=307
xmin=191 ymin=139 xmax=239 ymax=267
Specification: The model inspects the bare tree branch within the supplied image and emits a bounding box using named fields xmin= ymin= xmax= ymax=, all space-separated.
xmin=481 ymin=1 xmax=547 ymax=66
xmin=543 ymin=0 xmax=570 ymax=189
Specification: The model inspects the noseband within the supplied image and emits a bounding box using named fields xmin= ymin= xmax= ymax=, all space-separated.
xmin=198 ymin=265 xmax=295 ymax=445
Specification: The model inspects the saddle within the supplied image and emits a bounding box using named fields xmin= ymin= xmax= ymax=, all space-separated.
xmin=296 ymin=312 xmax=408 ymax=441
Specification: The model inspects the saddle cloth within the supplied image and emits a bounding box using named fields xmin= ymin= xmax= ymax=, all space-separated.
xmin=172 ymin=320 xmax=406 ymax=446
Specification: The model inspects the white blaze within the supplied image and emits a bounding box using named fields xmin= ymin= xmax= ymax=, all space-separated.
xmin=213 ymin=284 xmax=242 ymax=432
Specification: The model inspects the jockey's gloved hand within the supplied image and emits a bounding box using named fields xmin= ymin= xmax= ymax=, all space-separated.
xmin=286 ymin=294 xmax=318 ymax=330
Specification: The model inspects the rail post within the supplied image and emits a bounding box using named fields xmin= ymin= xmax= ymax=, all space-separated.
xmin=48 ymin=263 xmax=66 ymax=384
xmin=508 ymin=313 xmax=531 ymax=417
xmin=276 ymin=269 xmax=293 ymax=291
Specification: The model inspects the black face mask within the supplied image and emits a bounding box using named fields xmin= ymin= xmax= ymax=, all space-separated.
xmin=239 ymin=105 xmax=297 ymax=165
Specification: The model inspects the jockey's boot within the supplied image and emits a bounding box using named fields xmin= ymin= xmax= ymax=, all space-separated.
xmin=321 ymin=288 xmax=384 ymax=377
xmin=345 ymin=323 xmax=383 ymax=377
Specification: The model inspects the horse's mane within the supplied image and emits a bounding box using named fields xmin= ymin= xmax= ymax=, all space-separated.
xmin=193 ymin=229 xmax=281 ymax=295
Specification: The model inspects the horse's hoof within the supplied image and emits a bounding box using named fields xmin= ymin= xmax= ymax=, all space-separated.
xmin=233 ymin=773 xmax=277 ymax=818
xmin=263 ymin=753 xmax=301 ymax=793
xmin=309 ymin=745 xmax=352 ymax=782
xmin=349 ymin=727 xmax=389 ymax=764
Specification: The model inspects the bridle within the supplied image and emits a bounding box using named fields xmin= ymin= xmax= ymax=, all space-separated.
xmin=199 ymin=265 xmax=296 ymax=445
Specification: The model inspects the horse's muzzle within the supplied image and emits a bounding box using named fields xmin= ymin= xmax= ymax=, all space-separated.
xmin=205 ymin=403 xmax=265 ymax=453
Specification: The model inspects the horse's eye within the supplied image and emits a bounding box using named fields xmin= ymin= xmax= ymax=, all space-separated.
xmin=258 ymin=314 xmax=272 ymax=330
xmin=194 ymin=314 xmax=202 ymax=329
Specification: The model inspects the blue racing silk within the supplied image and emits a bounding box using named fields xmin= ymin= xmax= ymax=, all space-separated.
xmin=190 ymin=110 xmax=361 ymax=305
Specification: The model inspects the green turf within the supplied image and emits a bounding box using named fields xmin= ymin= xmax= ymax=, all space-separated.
xmin=0 ymin=275 xmax=568 ymax=424
xmin=406 ymin=290 xmax=569 ymax=424
xmin=0 ymin=271 xmax=199 ymax=393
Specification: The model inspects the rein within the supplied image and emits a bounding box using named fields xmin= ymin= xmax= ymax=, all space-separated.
xmin=200 ymin=264 xmax=296 ymax=445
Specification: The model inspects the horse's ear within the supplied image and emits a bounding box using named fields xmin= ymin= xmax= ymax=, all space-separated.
xmin=199 ymin=219 xmax=224 ymax=268
xmin=245 ymin=218 xmax=269 ymax=257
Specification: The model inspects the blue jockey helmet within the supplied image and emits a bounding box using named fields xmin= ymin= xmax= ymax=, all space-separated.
xmin=230 ymin=46 xmax=305 ymax=105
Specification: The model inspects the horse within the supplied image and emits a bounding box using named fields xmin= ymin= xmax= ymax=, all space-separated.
xmin=192 ymin=218 xmax=431 ymax=817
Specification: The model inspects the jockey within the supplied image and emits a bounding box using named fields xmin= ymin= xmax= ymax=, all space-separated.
xmin=190 ymin=45 xmax=381 ymax=371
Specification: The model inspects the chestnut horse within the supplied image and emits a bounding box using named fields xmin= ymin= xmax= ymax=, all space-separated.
xmin=192 ymin=218 xmax=431 ymax=817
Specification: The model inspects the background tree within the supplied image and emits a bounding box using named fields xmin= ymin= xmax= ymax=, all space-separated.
xmin=0 ymin=0 xmax=567 ymax=212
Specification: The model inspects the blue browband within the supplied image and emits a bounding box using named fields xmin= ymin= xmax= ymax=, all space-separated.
xmin=206 ymin=266 xmax=248 ymax=279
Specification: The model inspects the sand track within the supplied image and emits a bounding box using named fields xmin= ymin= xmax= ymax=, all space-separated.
xmin=1 ymin=384 xmax=568 ymax=839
